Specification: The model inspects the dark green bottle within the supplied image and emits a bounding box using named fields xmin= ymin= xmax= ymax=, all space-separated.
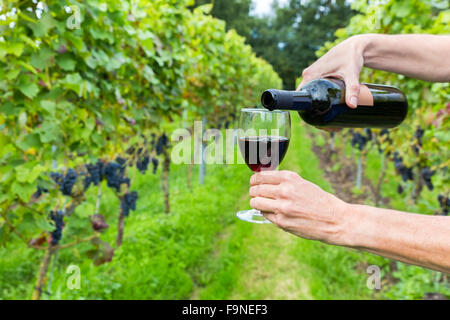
xmin=261 ymin=78 xmax=408 ymax=128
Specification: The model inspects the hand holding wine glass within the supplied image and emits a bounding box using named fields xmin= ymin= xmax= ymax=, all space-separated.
xmin=249 ymin=170 xmax=348 ymax=244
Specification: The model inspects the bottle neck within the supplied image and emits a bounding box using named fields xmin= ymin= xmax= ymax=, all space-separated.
xmin=291 ymin=90 xmax=312 ymax=111
xmin=261 ymin=89 xmax=312 ymax=111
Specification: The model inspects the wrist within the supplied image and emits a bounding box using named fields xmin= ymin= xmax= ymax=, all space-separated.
xmin=348 ymin=34 xmax=379 ymax=66
xmin=360 ymin=34 xmax=384 ymax=67
xmin=335 ymin=202 xmax=373 ymax=248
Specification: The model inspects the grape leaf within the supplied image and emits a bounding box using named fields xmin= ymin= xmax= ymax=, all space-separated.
xmin=11 ymin=181 xmax=35 ymax=202
xmin=32 ymin=13 xmax=56 ymax=38
xmin=18 ymin=82 xmax=39 ymax=99
xmin=56 ymin=55 xmax=77 ymax=71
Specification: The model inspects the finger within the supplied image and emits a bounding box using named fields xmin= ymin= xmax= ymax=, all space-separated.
xmin=249 ymin=184 xmax=280 ymax=199
xmin=250 ymin=197 xmax=279 ymax=213
xmin=261 ymin=211 xmax=277 ymax=224
xmin=250 ymin=170 xmax=297 ymax=186
xmin=250 ymin=172 xmax=283 ymax=186
xmin=344 ymin=74 xmax=360 ymax=109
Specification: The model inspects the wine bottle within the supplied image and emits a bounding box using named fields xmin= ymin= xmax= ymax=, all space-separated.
xmin=261 ymin=78 xmax=408 ymax=128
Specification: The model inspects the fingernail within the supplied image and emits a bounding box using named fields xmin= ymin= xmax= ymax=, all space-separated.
xmin=350 ymin=96 xmax=358 ymax=108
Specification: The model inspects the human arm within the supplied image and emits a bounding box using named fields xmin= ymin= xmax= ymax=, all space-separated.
xmin=299 ymin=34 xmax=450 ymax=108
xmin=249 ymin=170 xmax=450 ymax=273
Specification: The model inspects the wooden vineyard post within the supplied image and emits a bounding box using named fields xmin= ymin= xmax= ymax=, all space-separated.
xmin=412 ymin=166 xmax=424 ymax=204
xmin=199 ymin=116 xmax=206 ymax=185
xmin=162 ymin=147 xmax=171 ymax=214
xmin=356 ymin=151 xmax=363 ymax=189
xmin=116 ymin=204 xmax=125 ymax=247
xmin=183 ymin=111 xmax=192 ymax=189
xmin=375 ymin=153 xmax=386 ymax=206
xmin=187 ymin=128 xmax=193 ymax=190
xmin=32 ymin=246 xmax=53 ymax=300
xmin=187 ymin=156 xmax=193 ymax=189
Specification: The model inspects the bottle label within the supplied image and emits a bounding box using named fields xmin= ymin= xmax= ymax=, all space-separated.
xmin=359 ymin=84 xmax=374 ymax=106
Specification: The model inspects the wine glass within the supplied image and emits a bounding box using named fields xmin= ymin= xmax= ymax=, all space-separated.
xmin=236 ymin=108 xmax=291 ymax=224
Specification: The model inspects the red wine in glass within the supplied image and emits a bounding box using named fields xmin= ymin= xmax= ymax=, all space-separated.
xmin=236 ymin=108 xmax=291 ymax=224
xmin=239 ymin=136 xmax=290 ymax=172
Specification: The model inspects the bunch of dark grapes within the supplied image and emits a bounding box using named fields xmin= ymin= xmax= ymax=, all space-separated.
xmin=377 ymin=129 xmax=391 ymax=154
xmin=116 ymin=157 xmax=129 ymax=177
xmin=351 ymin=132 xmax=368 ymax=151
xmin=61 ymin=169 xmax=77 ymax=195
xmin=136 ymin=154 xmax=150 ymax=174
xmin=120 ymin=191 xmax=138 ymax=217
xmin=393 ymin=152 xmax=414 ymax=182
xmin=397 ymin=184 xmax=404 ymax=195
xmin=437 ymin=195 xmax=450 ymax=216
xmin=150 ymin=133 xmax=156 ymax=149
xmin=152 ymin=157 xmax=159 ymax=174
xmin=85 ymin=160 xmax=104 ymax=188
xmin=50 ymin=210 xmax=64 ymax=245
xmin=51 ymin=169 xmax=78 ymax=196
xmin=364 ymin=128 xmax=373 ymax=141
xmin=420 ymin=167 xmax=435 ymax=191
xmin=413 ymin=127 xmax=425 ymax=154
xmin=33 ymin=186 xmax=49 ymax=199
xmin=104 ymin=161 xmax=130 ymax=192
xmin=126 ymin=146 xmax=135 ymax=155
xmin=415 ymin=127 xmax=425 ymax=145
xmin=217 ymin=116 xmax=228 ymax=130
xmin=116 ymin=156 xmax=128 ymax=168
xmin=50 ymin=172 xmax=63 ymax=185
xmin=156 ymin=133 xmax=168 ymax=156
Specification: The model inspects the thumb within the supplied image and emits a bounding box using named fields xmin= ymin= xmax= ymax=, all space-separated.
xmin=344 ymin=76 xmax=360 ymax=109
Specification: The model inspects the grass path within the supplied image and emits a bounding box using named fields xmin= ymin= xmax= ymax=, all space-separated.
xmin=228 ymin=225 xmax=313 ymax=299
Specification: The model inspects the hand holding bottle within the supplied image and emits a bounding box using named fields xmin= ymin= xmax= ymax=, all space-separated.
xmin=297 ymin=34 xmax=450 ymax=108
xmin=262 ymin=79 xmax=408 ymax=129
xmin=297 ymin=35 xmax=366 ymax=108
